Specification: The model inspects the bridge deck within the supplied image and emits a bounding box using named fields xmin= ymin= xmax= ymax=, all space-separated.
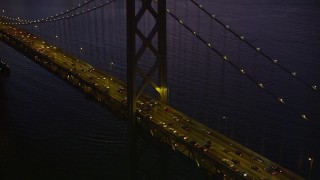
xmin=0 ymin=21 xmax=303 ymax=180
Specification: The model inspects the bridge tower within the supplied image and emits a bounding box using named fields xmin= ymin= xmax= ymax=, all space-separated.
xmin=126 ymin=0 xmax=168 ymax=179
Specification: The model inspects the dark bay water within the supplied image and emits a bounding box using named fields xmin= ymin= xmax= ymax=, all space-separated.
xmin=1 ymin=0 xmax=320 ymax=179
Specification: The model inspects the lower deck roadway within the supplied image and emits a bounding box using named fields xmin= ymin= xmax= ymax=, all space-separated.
xmin=0 ymin=21 xmax=304 ymax=180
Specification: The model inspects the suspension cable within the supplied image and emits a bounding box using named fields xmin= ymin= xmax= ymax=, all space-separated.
xmin=49 ymin=0 xmax=95 ymax=21
xmin=153 ymin=0 xmax=308 ymax=121
xmin=189 ymin=0 xmax=318 ymax=93
xmin=28 ymin=0 xmax=117 ymax=25
xmin=1 ymin=0 xmax=117 ymax=26
xmin=0 ymin=0 xmax=95 ymax=24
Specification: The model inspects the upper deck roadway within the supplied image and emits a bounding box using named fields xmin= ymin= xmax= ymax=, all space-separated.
xmin=0 ymin=21 xmax=304 ymax=180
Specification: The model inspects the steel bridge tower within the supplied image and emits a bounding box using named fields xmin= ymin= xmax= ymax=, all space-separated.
xmin=126 ymin=0 xmax=168 ymax=179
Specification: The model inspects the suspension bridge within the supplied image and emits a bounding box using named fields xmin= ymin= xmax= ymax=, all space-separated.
xmin=0 ymin=0 xmax=318 ymax=179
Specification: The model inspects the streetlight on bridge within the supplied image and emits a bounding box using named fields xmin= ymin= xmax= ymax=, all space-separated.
xmin=109 ymin=62 xmax=115 ymax=80
xmin=223 ymin=116 xmax=228 ymax=136
xmin=308 ymin=157 xmax=314 ymax=180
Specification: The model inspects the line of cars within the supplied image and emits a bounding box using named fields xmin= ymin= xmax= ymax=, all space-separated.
xmin=158 ymin=109 xmax=216 ymax=153
xmin=133 ymin=97 xmax=287 ymax=179
xmin=129 ymin=96 xmax=216 ymax=153
xmin=222 ymin=148 xmax=284 ymax=178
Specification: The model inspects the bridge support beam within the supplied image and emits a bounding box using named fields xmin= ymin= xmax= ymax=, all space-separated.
xmin=127 ymin=0 xmax=137 ymax=179
xmin=126 ymin=0 xmax=167 ymax=179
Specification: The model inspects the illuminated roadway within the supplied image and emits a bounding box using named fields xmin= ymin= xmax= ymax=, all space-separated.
xmin=0 ymin=21 xmax=304 ymax=180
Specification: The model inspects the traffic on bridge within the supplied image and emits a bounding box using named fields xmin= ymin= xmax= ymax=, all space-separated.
xmin=0 ymin=20 xmax=304 ymax=180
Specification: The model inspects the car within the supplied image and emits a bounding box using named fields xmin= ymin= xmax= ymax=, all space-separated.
xmin=167 ymin=122 xmax=174 ymax=126
xmin=222 ymin=159 xmax=234 ymax=168
xmin=182 ymin=116 xmax=191 ymax=122
xmin=272 ymin=166 xmax=283 ymax=173
xmin=139 ymin=111 xmax=152 ymax=120
xmin=204 ymin=139 xmax=212 ymax=145
xmin=265 ymin=167 xmax=277 ymax=175
xmin=236 ymin=170 xmax=248 ymax=177
xmin=121 ymin=98 xmax=127 ymax=105
xmin=144 ymin=114 xmax=152 ymax=120
xmin=172 ymin=116 xmax=179 ymax=122
xmin=202 ymin=142 xmax=213 ymax=151
xmin=250 ymin=165 xmax=260 ymax=172
xmin=252 ymin=156 xmax=263 ymax=163
xmin=189 ymin=140 xmax=210 ymax=152
xmin=231 ymin=159 xmax=241 ymax=166
xmin=141 ymin=106 xmax=152 ymax=113
xmin=145 ymin=101 xmax=154 ymax=107
xmin=150 ymin=100 xmax=158 ymax=105
xmin=198 ymin=145 xmax=210 ymax=152
xmin=189 ymin=140 xmax=200 ymax=147
xmin=117 ymin=86 xmax=126 ymax=93
xmin=235 ymin=150 xmax=244 ymax=156
xmin=164 ymin=107 xmax=171 ymax=112
xmin=161 ymin=122 xmax=167 ymax=128
xmin=137 ymin=100 xmax=144 ymax=105
xmin=118 ymin=86 xmax=125 ymax=90
xmin=117 ymin=89 xmax=125 ymax=94
xmin=178 ymin=133 xmax=188 ymax=140
xmin=222 ymin=149 xmax=230 ymax=154
xmin=181 ymin=125 xmax=190 ymax=131
xmin=202 ymin=128 xmax=211 ymax=134
xmin=168 ymin=127 xmax=177 ymax=134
